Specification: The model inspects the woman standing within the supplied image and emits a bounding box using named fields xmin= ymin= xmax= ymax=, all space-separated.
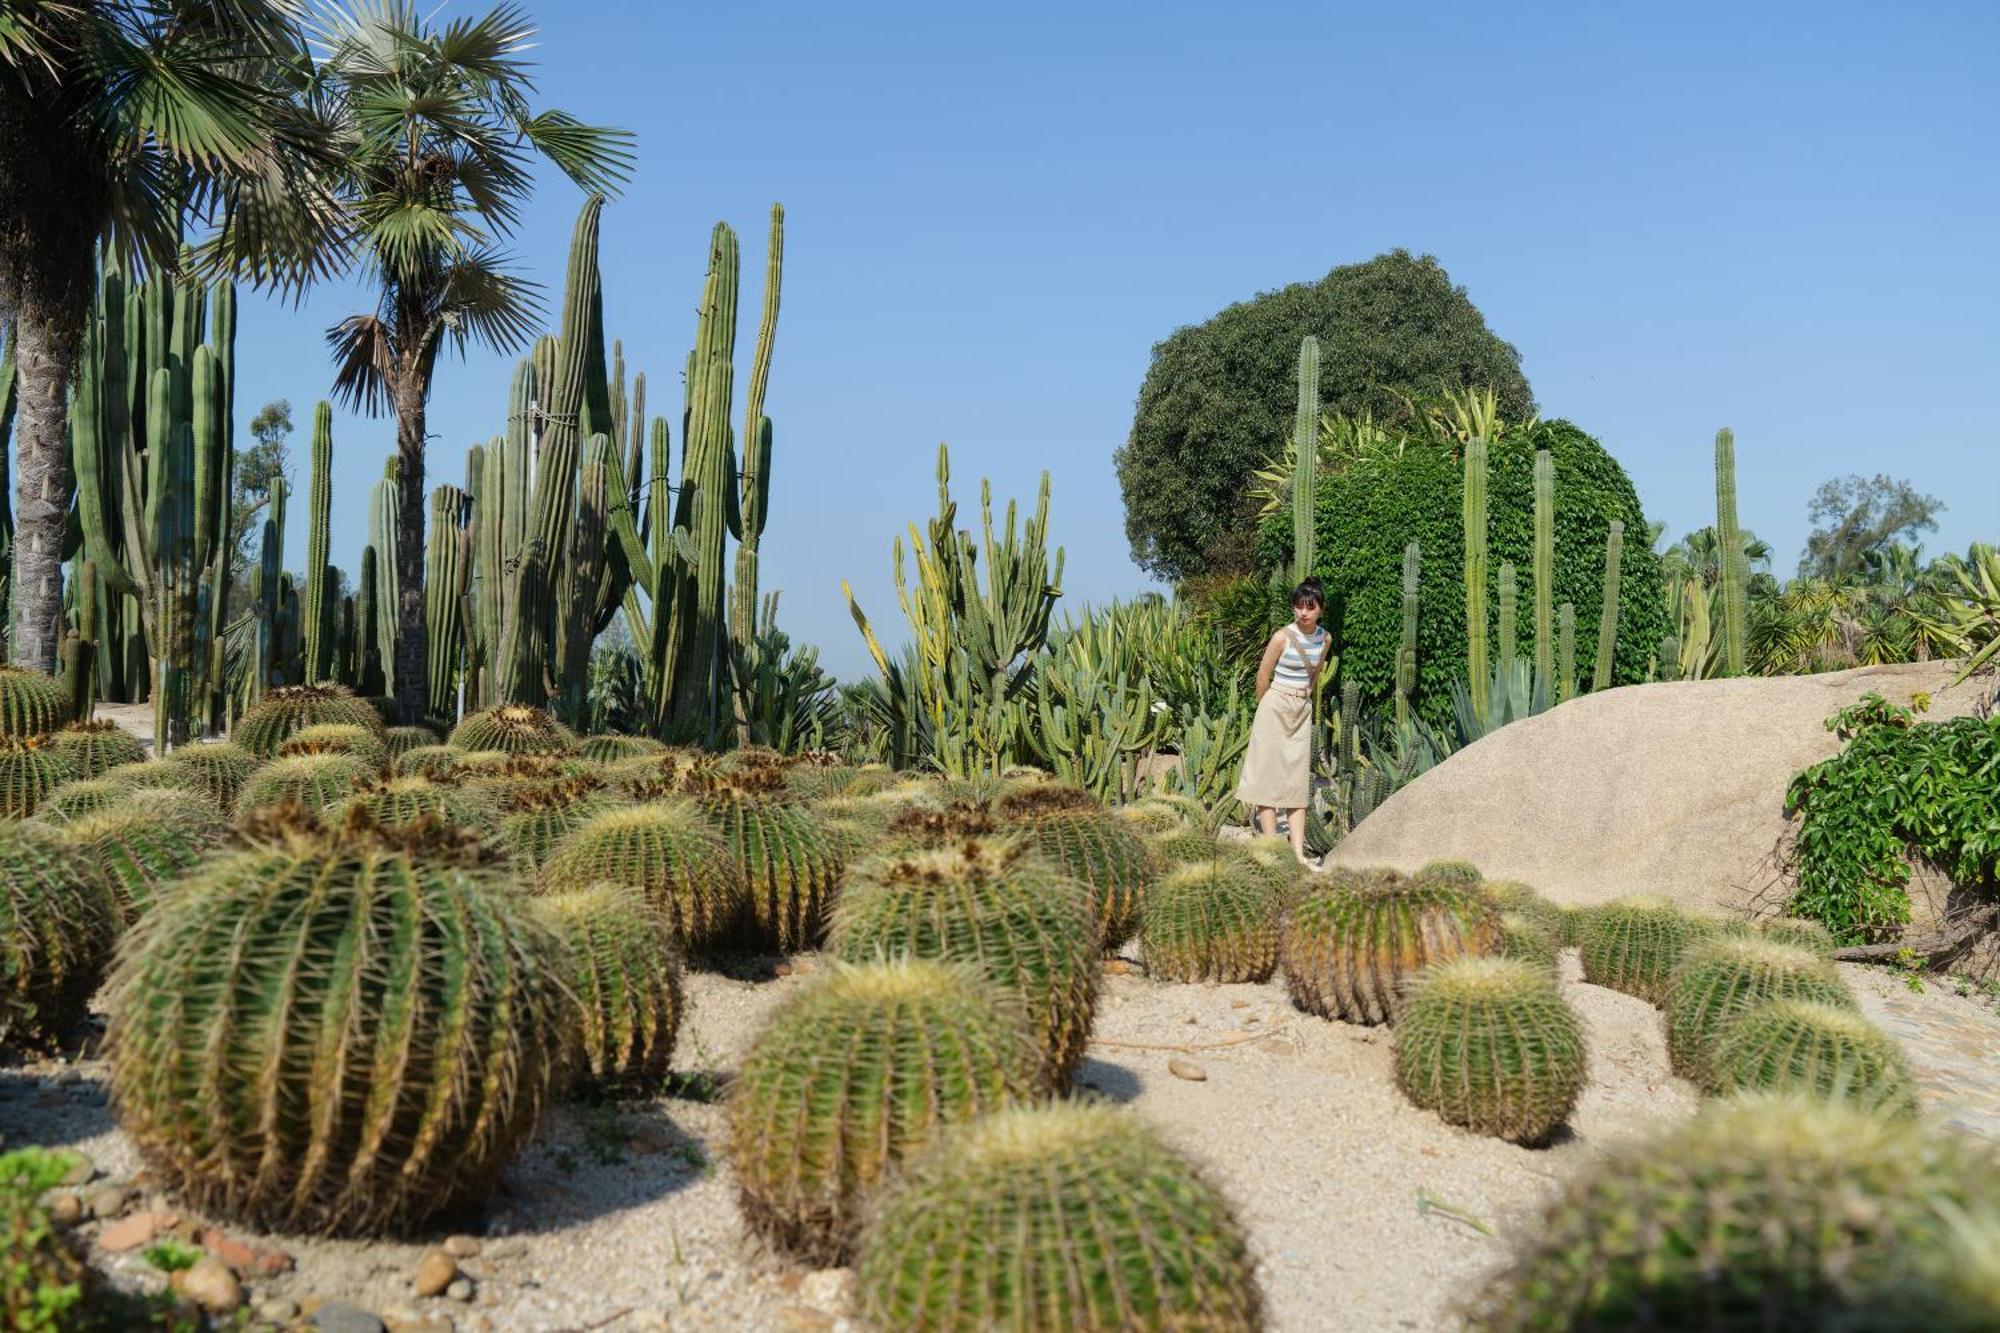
xmin=1235 ymin=579 xmax=1330 ymax=867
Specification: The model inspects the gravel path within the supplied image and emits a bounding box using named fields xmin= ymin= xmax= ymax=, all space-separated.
xmin=5 ymin=952 xmax=1991 ymax=1330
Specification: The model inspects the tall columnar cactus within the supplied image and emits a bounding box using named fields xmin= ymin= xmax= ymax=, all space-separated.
xmin=1556 ymin=602 xmax=1576 ymax=702
xmin=1394 ymin=957 xmax=1585 ymax=1143
xmin=1496 ymin=561 xmax=1518 ymax=673
xmin=1592 ymin=519 xmax=1625 ymax=691
xmin=830 ymin=839 xmax=1102 ymax=1083
xmin=368 ymin=460 xmax=400 ymax=700
xmin=1141 ymin=861 xmax=1280 ymax=984
xmin=537 ymin=882 xmax=683 ymax=1091
xmin=0 ymin=821 xmax=117 ymax=1048
xmin=1396 ymin=540 xmax=1419 ymax=725
xmin=1663 ymin=936 xmax=1854 ymax=1085
xmin=728 ymin=959 xmax=1050 ymax=1263
xmin=61 ymin=560 xmax=98 ymax=720
xmin=539 ymin=799 xmax=747 ymax=950
xmin=1463 ymin=437 xmax=1490 ymax=719
xmin=1709 ymin=999 xmax=1917 ymax=1113
xmin=1532 ymin=448 xmax=1555 ymax=684
xmin=1715 ymin=428 xmax=1748 ymax=676
xmin=729 ymin=204 xmax=785 ymax=664
xmin=1282 ymin=870 xmax=1500 ymax=1024
xmin=70 ymin=267 xmax=235 ymax=749
xmin=857 ymin=1104 xmax=1264 ymax=1332
xmin=1465 ymin=1094 xmax=2000 ymax=1331
xmin=1577 ymin=896 xmax=1710 ymax=1006
xmin=420 ymin=485 xmax=471 ymax=730
xmin=1291 ymin=335 xmax=1320 ymax=584
xmin=106 ymin=816 xmax=572 ymax=1236
xmin=303 ymin=403 xmax=333 ymax=682
xmin=251 ymin=478 xmax=287 ymax=696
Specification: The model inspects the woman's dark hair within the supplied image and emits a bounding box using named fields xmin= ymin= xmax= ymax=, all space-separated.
xmin=1291 ymin=577 xmax=1325 ymax=611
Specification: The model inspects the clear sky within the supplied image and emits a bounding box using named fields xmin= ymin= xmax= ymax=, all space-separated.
xmin=225 ymin=0 xmax=1999 ymax=679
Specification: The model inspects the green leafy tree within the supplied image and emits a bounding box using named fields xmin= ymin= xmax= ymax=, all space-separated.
xmin=0 ymin=0 xmax=334 ymax=673
xmin=1800 ymin=474 xmax=1944 ymax=583
xmin=314 ymin=0 xmax=634 ymax=723
xmin=1117 ymin=250 xmax=1534 ymax=582
xmin=228 ymin=397 xmax=294 ymax=600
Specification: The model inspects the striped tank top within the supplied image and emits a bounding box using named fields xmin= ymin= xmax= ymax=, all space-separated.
xmin=1272 ymin=625 xmax=1328 ymax=691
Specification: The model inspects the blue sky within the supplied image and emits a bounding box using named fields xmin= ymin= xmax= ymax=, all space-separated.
xmin=226 ymin=0 xmax=1998 ymax=679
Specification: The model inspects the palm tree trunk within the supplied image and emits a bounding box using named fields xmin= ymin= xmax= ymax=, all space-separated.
xmin=393 ymin=372 xmax=428 ymax=725
xmin=9 ymin=299 xmax=81 ymax=673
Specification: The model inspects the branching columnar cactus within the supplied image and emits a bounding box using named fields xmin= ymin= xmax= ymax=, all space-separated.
xmin=382 ymin=725 xmax=442 ymax=760
xmin=688 ymin=774 xmax=844 ymax=952
xmin=727 ymin=959 xmax=1049 ymax=1264
xmin=1141 ymin=862 xmax=1281 ymax=984
xmin=46 ymin=720 xmax=145 ymax=779
xmin=233 ymin=753 xmax=374 ymax=819
xmin=151 ymin=742 xmax=261 ymax=811
xmin=107 ymin=813 xmax=572 ymax=1236
xmin=235 ymin=684 xmax=386 ymax=759
xmin=857 ymin=1103 xmax=1264 ymax=1332
xmin=1282 ymin=870 xmax=1500 ymax=1024
xmin=1394 ymin=957 xmax=1585 ymax=1143
xmin=0 ymin=664 xmax=71 ymax=736
xmin=1760 ymin=917 xmax=1838 ymax=957
xmin=1464 ymin=1093 xmax=2000 ymax=1331
xmin=539 ymin=800 xmax=747 ymax=951
xmin=338 ymin=778 xmax=498 ymax=838
xmin=1663 ymin=937 xmax=1854 ymax=1085
xmin=1577 ymin=897 xmax=1711 ymax=1006
xmin=449 ymin=705 xmax=579 ymax=757
xmin=1709 ymin=999 xmax=1917 ymax=1114
xmin=499 ymin=777 xmax=627 ymax=874
xmin=0 ymin=822 xmax=117 ymax=1047
xmin=279 ymin=722 xmax=391 ymax=775
xmin=829 ymin=839 xmax=1100 ymax=1083
xmin=0 ymin=739 xmax=73 ymax=817
xmin=69 ymin=789 xmax=228 ymax=921
xmin=1532 ymin=449 xmax=1555 ymax=683
xmin=537 ymin=882 xmax=683 ymax=1091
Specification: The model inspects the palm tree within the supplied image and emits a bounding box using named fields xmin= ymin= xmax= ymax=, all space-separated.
xmin=0 ymin=0 xmax=334 ymax=673
xmin=314 ymin=0 xmax=632 ymax=723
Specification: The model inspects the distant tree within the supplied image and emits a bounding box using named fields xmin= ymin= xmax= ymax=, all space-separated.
xmin=1800 ymin=474 xmax=1943 ymax=582
xmin=1116 ymin=250 xmax=1533 ymax=582
xmin=229 ymin=399 xmax=295 ymax=597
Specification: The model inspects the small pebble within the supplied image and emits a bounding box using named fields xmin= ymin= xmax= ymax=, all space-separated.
xmin=311 ymin=1301 xmax=387 ymax=1333
xmin=258 ymin=1299 xmax=302 ymax=1323
xmin=442 ymin=1234 xmax=482 ymax=1260
xmin=414 ymin=1249 xmax=459 ymax=1298
xmin=1168 ymin=1058 xmax=1208 ymax=1082
xmin=178 ymin=1256 xmax=244 ymax=1314
xmin=58 ymin=1154 xmax=94 ymax=1187
xmin=445 ymin=1278 xmax=474 ymax=1303
xmin=45 ymin=1193 xmax=82 ymax=1227
xmin=85 ymin=1185 xmax=129 ymax=1219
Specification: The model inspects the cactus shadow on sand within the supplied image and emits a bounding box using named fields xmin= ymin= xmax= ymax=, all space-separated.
xmin=479 ymin=1101 xmax=712 ymax=1236
xmin=1069 ymin=1057 xmax=1144 ymax=1105
xmin=0 ymin=1068 xmax=118 ymax=1147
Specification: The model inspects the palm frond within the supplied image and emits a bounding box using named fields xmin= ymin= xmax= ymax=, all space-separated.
xmin=425 ymin=246 xmax=540 ymax=356
xmin=429 ymin=2 xmax=534 ymax=82
xmin=516 ymin=109 xmax=635 ymax=194
xmin=325 ymin=311 xmax=396 ymax=415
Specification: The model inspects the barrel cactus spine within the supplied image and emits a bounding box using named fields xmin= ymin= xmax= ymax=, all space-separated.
xmin=539 ymin=800 xmax=747 ymax=952
xmin=150 ymin=742 xmax=261 ymax=811
xmin=383 ymin=725 xmax=442 ymax=760
xmin=1760 ymin=916 xmax=1838 ymax=957
xmin=1394 ymin=957 xmax=1586 ymax=1143
xmin=1282 ymin=870 xmax=1500 ymax=1024
xmin=691 ymin=775 xmax=844 ymax=952
xmin=67 ymin=791 xmax=228 ymax=921
xmin=537 ymin=882 xmax=683 ymax=1091
xmin=1577 ymin=897 xmax=1710 ymax=1006
xmin=0 ymin=822 xmax=118 ymax=1048
xmin=498 ymin=777 xmax=627 ymax=874
xmin=1141 ymin=862 xmax=1281 ymax=984
xmin=1709 ymin=998 xmax=1917 ymax=1113
xmin=336 ymin=777 xmax=499 ymax=838
xmin=1663 ymin=936 xmax=1854 ymax=1085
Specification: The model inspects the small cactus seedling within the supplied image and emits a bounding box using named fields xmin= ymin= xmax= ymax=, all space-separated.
xmin=537 ymin=883 xmax=683 ymax=1091
xmin=278 ymin=722 xmax=391 ymax=775
xmin=0 ymin=667 xmax=74 ymax=738
xmin=1709 ymin=999 xmax=1918 ymax=1114
xmin=1663 ymin=936 xmax=1854 ymax=1085
xmin=382 ymin=725 xmax=442 ymax=760
xmin=1282 ymin=870 xmax=1501 ymax=1024
xmin=830 ymin=839 xmax=1101 ymax=1083
xmin=1141 ymin=862 xmax=1281 ymax=984
xmin=46 ymin=720 xmax=146 ymax=778
xmin=149 ymin=742 xmax=262 ymax=811
xmin=0 ymin=739 xmax=74 ymax=818
xmin=728 ymin=959 xmax=1049 ymax=1263
xmin=1577 ymin=897 xmax=1711 ymax=1005
xmin=857 ymin=1102 xmax=1264 ymax=1332
xmin=0 ymin=821 xmax=118 ymax=1048
xmin=1394 ymin=957 xmax=1586 ymax=1143
xmin=233 ymin=683 xmax=385 ymax=759
xmin=233 ymin=752 xmax=374 ymax=819
xmin=106 ymin=814 xmax=571 ymax=1236
xmin=448 ymin=705 xmax=579 ymax=756
xmin=1759 ymin=917 xmax=1838 ymax=957
xmin=1465 ymin=1093 xmax=2000 ymax=1331
xmin=539 ymin=800 xmax=748 ymax=951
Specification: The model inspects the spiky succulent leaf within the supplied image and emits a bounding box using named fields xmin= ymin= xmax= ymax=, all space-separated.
xmin=728 ymin=959 xmax=1049 ymax=1263
xmin=857 ymin=1103 xmax=1263 ymax=1332
xmin=1141 ymin=862 xmax=1280 ymax=984
xmin=539 ymin=800 xmax=747 ymax=951
xmin=1282 ymin=870 xmax=1500 ymax=1024
xmin=1394 ymin=957 xmax=1585 ymax=1142
xmin=0 ymin=822 xmax=118 ymax=1047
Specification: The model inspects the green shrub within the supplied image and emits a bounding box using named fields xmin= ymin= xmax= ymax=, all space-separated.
xmin=830 ymin=839 xmax=1100 ymax=1083
xmin=0 ymin=668 xmax=73 ymax=739
xmin=0 ymin=822 xmax=117 ymax=1048
xmin=1663 ymin=937 xmax=1853 ymax=1085
xmin=1395 ymin=957 xmax=1585 ymax=1143
xmin=0 ymin=740 xmax=73 ymax=818
xmin=537 ymin=882 xmax=683 ymax=1091
xmin=1282 ymin=869 xmax=1499 ymax=1024
xmin=46 ymin=720 xmax=145 ymax=778
xmin=1577 ymin=897 xmax=1709 ymax=1005
xmin=1141 ymin=862 xmax=1280 ymax=984
xmin=1465 ymin=1093 xmax=2000 ymax=1331
xmin=233 ymin=752 xmax=373 ymax=819
xmin=728 ymin=959 xmax=1049 ymax=1263
xmin=539 ymin=800 xmax=746 ymax=951
xmin=1709 ymin=999 xmax=1917 ymax=1114
xmin=858 ymin=1104 xmax=1262 ymax=1331
xmin=1 ymin=1147 xmax=91 ymax=1330
xmin=234 ymin=683 xmax=385 ymax=758
xmin=106 ymin=815 xmax=570 ymax=1235
xmin=1298 ymin=420 xmax=1668 ymax=722
xmin=448 ymin=705 xmax=578 ymax=756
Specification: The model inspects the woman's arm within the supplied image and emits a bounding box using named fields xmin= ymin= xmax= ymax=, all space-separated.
xmin=1253 ymin=632 xmax=1284 ymax=700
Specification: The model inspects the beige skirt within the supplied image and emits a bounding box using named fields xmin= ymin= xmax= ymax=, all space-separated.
xmin=1235 ymin=686 xmax=1312 ymax=809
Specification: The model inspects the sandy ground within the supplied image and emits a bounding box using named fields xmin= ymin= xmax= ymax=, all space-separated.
xmin=5 ymin=947 xmax=1715 ymax=1333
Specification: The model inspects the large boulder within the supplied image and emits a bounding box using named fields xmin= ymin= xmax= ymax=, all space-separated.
xmin=1330 ymin=662 xmax=1986 ymax=915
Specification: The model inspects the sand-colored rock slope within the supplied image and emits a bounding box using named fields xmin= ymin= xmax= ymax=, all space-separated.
xmin=1331 ymin=661 xmax=1988 ymax=915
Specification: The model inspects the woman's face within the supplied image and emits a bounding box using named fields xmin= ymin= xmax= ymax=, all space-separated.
xmin=1293 ymin=599 xmax=1321 ymax=633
